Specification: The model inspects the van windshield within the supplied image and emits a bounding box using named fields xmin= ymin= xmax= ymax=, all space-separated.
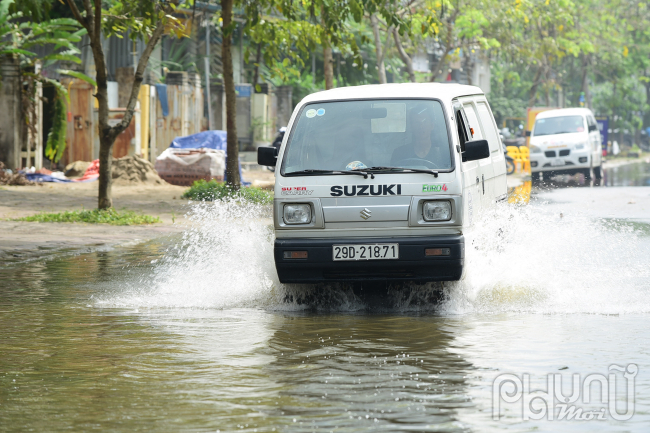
xmin=281 ymin=99 xmax=452 ymax=175
xmin=533 ymin=115 xmax=585 ymax=136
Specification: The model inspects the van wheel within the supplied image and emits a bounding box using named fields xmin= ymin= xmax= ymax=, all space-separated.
xmin=593 ymin=165 xmax=602 ymax=179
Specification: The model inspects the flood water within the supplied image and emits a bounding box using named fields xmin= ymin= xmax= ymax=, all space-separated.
xmin=2 ymin=163 xmax=650 ymax=432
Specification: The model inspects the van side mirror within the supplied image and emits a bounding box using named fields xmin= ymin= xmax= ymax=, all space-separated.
xmin=462 ymin=139 xmax=490 ymax=162
xmin=525 ymin=130 xmax=531 ymax=137
xmin=258 ymin=146 xmax=278 ymax=167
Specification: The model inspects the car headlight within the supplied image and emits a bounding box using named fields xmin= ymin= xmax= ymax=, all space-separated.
xmin=283 ymin=204 xmax=312 ymax=224
xmin=574 ymin=142 xmax=586 ymax=150
xmin=423 ymin=201 xmax=452 ymax=222
xmin=530 ymin=145 xmax=542 ymax=153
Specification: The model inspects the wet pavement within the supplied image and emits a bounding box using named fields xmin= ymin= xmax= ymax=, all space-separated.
xmin=1 ymin=162 xmax=650 ymax=432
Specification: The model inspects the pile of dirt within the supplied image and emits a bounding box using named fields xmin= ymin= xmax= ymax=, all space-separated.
xmin=0 ymin=162 xmax=34 ymax=186
xmin=111 ymin=155 xmax=167 ymax=186
xmin=64 ymin=160 xmax=91 ymax=178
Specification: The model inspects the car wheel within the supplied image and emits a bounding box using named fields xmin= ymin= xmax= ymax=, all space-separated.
xmin=593 ymin=165 xmax=602 ymax=179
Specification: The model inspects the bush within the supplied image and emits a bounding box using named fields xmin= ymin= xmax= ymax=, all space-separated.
xmin=181 ymin=179 xmax=273 ymax=205
xmin=16 ymin=209 xmax=161 ymax=225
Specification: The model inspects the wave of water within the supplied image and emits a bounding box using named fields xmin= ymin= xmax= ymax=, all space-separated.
xmin=443 ymin=204 xmax=650 ymax=314
xmin=97 ymin=198 xmax=650 ymax=314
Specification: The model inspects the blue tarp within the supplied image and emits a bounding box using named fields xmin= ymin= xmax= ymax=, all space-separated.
xmin=23 ymin=173 xmax=71 ymax=183
xmin=155 ymin=84 xmax=169 ymax=117
xmin=21 ymin=173 xmax=98 ymax=183
xmin=170 ymin=130 xmax=227 ymax=150
xmin=168 ymin=130 xmax=249 ymax=186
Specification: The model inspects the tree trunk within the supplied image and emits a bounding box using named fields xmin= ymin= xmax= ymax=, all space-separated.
xmin=252 ymin=42 xmax=262 ymax=88
xmin=91 ymin=15 xmax=114 ymax=209
xmin=528 ymin=66 xmax=543 ymax=107
xmin=370 ymin=14 xmax=387 ymax=84
xmin=221 ymin=0 xmax=241 ymax=187
xmin=323 ymin=41 xmax=334 ymax=90
xmin=393 ymin=29 xmax=415 ymax=83
xmin=66 ymin=0 xmax=170 ymax=209
xmin=462 ymin=45 xmax=473 ymax=86
xmin=581 ymin=54 xmax=593 ymax=110
xmin=430 ymin=19 xmax=456 ymax=82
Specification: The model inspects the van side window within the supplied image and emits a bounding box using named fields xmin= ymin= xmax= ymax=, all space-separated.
xmin=456 ymin=110 xmax=469 ymax=151
xmin=476 ymin=102 xmax=501 ymax=154
xmin=462 ymin=103 xmax=484 ymax=140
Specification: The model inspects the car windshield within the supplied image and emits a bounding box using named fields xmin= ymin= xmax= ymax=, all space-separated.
xmin=281 ymin=99 xmax=452 ymax=175
xmin=533 ymin=115 xmax=585 ymax=136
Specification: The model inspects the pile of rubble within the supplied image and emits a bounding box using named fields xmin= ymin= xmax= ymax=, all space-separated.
xmin=0 ymin=162 xmax=34 ymax=186
xmin=111 ymin=155 xmax=167 ymax=186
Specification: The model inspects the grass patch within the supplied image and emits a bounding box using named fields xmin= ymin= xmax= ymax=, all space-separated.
xmin=16 ymin=208 xmax=161 ymax=225
xmin=182 ymin=179 xmax=273 ymax=205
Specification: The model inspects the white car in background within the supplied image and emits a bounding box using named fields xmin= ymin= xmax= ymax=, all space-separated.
xmin=529 ymin=108 xmax=603 ymax=180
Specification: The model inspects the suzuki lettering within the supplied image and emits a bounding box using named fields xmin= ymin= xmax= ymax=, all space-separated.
xmin=330 ymin=184 xmax=402 ymax=197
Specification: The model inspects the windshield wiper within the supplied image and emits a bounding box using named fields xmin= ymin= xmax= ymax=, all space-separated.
xmin=364 ymin=166 xmax=439 ymax=178
xmin=286 ymin=169 xmax=375 ymax=179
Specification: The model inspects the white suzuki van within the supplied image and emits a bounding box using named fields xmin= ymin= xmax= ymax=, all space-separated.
xmin=258 ymin=83 xmax=507 ymax=283
xmin=529 ymin=108 xmax=603 ymax=180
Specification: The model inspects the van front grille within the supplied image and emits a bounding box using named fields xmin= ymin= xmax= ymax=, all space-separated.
xmin=559 ymin=149 xmax=570 ymax=156
xmin=545 ymin=151 xmax=556 ymax=157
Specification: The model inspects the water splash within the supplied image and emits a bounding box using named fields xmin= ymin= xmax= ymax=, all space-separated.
xmin=440 ymin=203 xmax=650 ymax=315
xmin=98 ymin=199 xmax=650 ymax=314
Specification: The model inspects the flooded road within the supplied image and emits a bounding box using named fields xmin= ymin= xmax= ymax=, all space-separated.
xmin=2 ymin=163 xmax=650 ymax=432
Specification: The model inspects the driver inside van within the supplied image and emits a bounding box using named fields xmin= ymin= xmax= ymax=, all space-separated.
xmin=390 ymin=106 xmax=441 ymax=167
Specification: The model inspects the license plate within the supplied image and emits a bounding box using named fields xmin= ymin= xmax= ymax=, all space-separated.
xmin=333 ymin=244 xmax=399 ymax=261
xmin=551 ymin=158 xmax=565 ymax=166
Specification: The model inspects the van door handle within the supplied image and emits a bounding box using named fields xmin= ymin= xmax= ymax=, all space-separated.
xmin=482 ymin=174 xmax=485 ymax=194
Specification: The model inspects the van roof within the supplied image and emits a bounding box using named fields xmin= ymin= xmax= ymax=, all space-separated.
xmin=300 ymin=83 xmax=484 ymax=105
xmin=536 ymin=107 xmax=594 ymax=119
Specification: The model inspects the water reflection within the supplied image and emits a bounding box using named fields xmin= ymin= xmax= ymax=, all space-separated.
xmin=261 ymin=314 xmax=473 ymax=432
xmin=0 ymin=249 xmax=477 ymax=433
xmin=603 ymin=161 xmax=650 ymax=186
xmin=530 ymin=160 xmax=650 ymax=191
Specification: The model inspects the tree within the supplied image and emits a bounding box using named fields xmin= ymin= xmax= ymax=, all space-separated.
xmin=63 ymin=0 xmax=184 ymax=209
xmin=220 ymin=0 xmax=240 ymax=187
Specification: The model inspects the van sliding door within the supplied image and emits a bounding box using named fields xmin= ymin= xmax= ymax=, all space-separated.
xmin=453 ymin=101 xmax=481 ymax=224
xmin=475 ymin=100 xmax=507 ymax=200
xmin=461 ymin=100 xmax=494 ymax=206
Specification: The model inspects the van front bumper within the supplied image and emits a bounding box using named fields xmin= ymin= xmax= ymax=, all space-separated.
xmin=274 ymin=235 xmax=464 ymax=283
xmin=530 ymin=149 xmax=591 ymax=173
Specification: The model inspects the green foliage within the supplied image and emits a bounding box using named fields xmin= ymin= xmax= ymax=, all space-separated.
xmin=105 ymin=0 xmax=191 ymax=41
xmin=182 ymin=179 xmax=273 ymax=205
xmin=16 ymin=209 xmax=161 ymax=225
xmin=45 ymin=89 xmax=68 ymax=163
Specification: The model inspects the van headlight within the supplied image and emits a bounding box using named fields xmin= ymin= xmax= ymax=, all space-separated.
xmin=530 ymin=145 xmax=542 ymax=153
xmin=574 ymin=142 xmax=586 ymax=150
xmin=423 ymin=201 xmax=452 ymax=221
xmin=283 ymin=204 xmax=312 ymax=224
